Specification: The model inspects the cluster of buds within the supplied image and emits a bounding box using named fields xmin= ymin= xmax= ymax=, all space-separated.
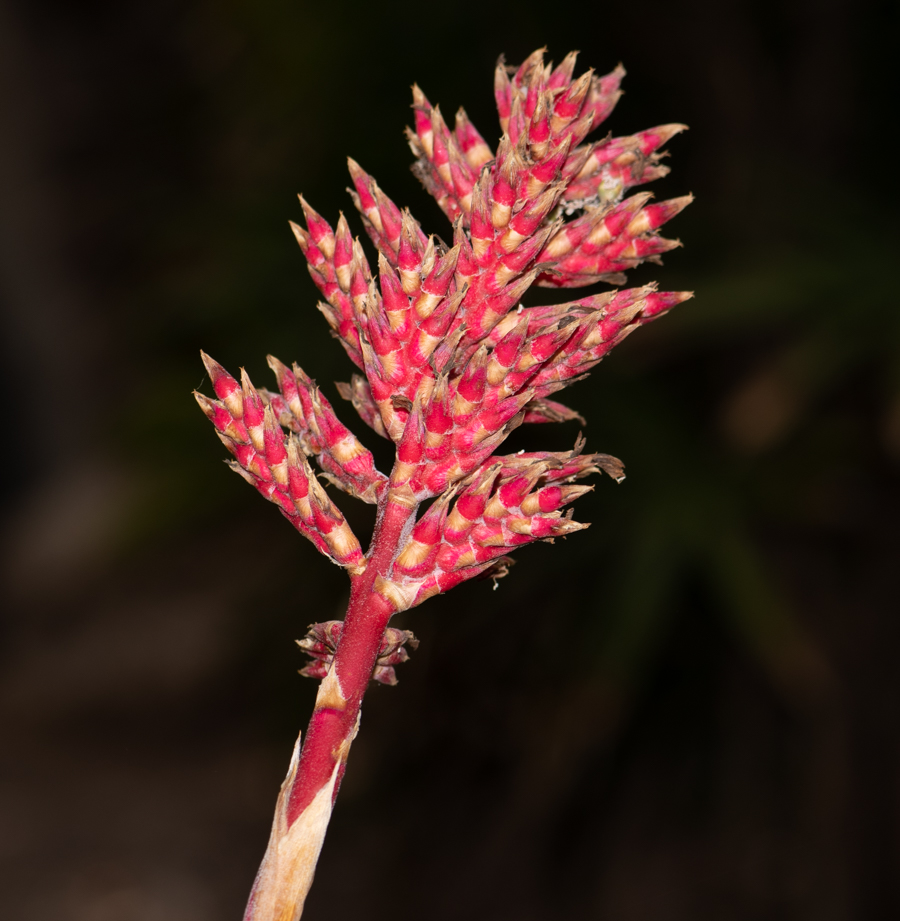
xmin=200 ymin=50 xmax=692 ymax=921
xmin=195 ymin=351 xmax=384 ymax=576
xmin=297 ymin=621 xmax=419 ymax=686
xmin=379 ymin=439 xmax=625 ymax=612
xmin=196 ymin=46 xmax=691 ymax=668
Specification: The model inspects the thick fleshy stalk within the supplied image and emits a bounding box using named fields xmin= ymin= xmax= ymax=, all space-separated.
xmin=243 ymin=484 xmax=415 ymax=921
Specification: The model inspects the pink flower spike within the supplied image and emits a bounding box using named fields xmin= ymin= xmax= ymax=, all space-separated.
xmin=197 ymin=49 xmax=690 ymax=921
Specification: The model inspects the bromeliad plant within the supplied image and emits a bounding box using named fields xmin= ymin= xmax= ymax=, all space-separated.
xmin=196 ymin=48 xmax=691 ymax=921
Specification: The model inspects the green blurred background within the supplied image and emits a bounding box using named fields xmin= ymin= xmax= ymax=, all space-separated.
xmin=1 ymin=0 xmax=898 ymax=918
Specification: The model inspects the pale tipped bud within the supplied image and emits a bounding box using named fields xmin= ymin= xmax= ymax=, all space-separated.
xmin=200 ymin=351 xmax=244 ymax=419
xmin=263 ymin=405 xmax=289 ymax=486
xmin=298 ymin=194 xmax=336 ymax=260
xmin=333 ymin=214 xmax=355 ymax=292
xmin=240 ymin=368 xmax=266 ymax=453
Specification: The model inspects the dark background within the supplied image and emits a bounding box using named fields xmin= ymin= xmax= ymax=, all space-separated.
xmin=2 ymin=0 xmax=898 ymax=918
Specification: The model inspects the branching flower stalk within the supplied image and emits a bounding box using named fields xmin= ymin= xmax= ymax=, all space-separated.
xmin=196 ymin=49 xmax=691 ymax=920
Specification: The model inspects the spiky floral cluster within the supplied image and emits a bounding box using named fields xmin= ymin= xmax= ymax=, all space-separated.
xmin=196 ymin=49 xmax=691 ymax=668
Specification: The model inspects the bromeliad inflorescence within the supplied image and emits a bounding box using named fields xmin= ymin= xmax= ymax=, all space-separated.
xmin=196 ymin=48 xmax=691 ymax=921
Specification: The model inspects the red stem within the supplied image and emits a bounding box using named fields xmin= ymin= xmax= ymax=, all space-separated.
xmin=242 ymin=483 xmax=419 ymax=921
xmin=285 ymin=488 xmax=416 ymax=824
